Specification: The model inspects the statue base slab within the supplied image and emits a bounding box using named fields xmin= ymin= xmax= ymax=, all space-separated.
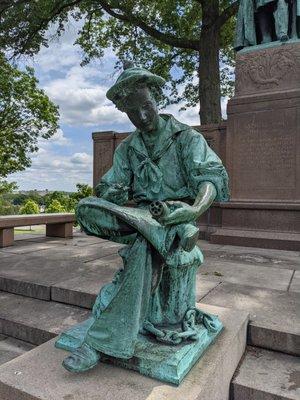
xmin=0 ymin=304 xmax=249 ymax=400
xmin=209 ymin=41 xmax=300 ymax=250
xmin=238 ymin=38 xmax=300 ymax=54
xmin=104 ymin=328 xmax=222 ymax=386
xmin=55 ymin=315 xmax=223 ymax=385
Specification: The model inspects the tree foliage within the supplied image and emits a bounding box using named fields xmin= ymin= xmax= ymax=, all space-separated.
xmin=19 ymin=199 xmax=40 ymax=214
xmin=43 ymin=184 xmax=93 ymax=212
xmin=45 ymin=199 xmax=66 ymax=213
xmin=0 ymin=0 xmax=239 ymax=124
xmin=0 ymin=52 xmax=59 ymax=178
xmin=0 ymin=198 xmax=19 ymax=215
xmin=0 ymin=181 xmax=19 ymax=215
xmin=71 ymin=183 xmax=93 ymax=202
xmin=0 ymin=180 xmax=18 ymax=196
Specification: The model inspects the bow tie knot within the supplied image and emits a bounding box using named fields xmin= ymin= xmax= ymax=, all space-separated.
xmin=136 ymin=158 xmax=163 ymax=193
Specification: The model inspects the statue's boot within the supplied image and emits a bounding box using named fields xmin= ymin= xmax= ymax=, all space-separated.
xmin=62 ymin=343 xmax=100 ymax=373
xmin=279 ymin=33 xmax=289 ymax=41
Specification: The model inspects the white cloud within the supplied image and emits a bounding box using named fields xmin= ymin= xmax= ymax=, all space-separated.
xmin=8 ymin=149 xmax=93 ymax=191
xmin=40 ymin=63 xmax=128 ymax=127
xmin=164 ymin=103 xmax=200 ymax=126
xmin=70 ymin=152 xmax=93 ymax=165
xmin=40 ymin=128 xmax=70 ymax=146
xmin=30 ymin=18 xmax=85 ymax=73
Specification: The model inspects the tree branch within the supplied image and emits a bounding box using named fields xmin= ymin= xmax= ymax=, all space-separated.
xmin=215 ymin=1 xmax=239 ymax=29
xmin=0 ymin=0 xmax=30 ymax=19
xmin=17 ymin=0 xmax=83 ymax=56
xmin=98 ymin=0 xmax=200 ymax=50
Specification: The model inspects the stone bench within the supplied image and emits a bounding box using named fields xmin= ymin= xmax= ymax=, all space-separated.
xmin=0 ymin=213 xmax=76 ymax=248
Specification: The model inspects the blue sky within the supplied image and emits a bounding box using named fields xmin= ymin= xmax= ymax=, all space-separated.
xmin=8 ymin=18 xmax=228 ymax=192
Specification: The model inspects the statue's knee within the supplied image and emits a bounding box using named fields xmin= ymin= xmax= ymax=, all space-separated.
xmin=75 ymin=198 xmax=93 ymax=222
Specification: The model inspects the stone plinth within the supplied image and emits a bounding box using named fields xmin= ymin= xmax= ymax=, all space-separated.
xmin=0 ymin=305 xmax=248 ymax=400
xmin=212 ymin=41 xmax=300 ymax=250
xmin=228 ymin=42 xmax=300 ymax=202
xmin=55 ymin=316 xmax=223 ymax=385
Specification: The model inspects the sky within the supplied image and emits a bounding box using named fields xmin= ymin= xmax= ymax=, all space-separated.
xmin=8 ymin=18 xmax=228 ymax=192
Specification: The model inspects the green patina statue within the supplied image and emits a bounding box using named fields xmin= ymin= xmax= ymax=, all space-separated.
xmin=235 ymin=0 xmax=300 ymax=51
xmin=55 ymin=63 xmax=229 ymax=384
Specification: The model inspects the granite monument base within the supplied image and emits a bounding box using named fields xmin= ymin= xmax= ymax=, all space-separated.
xmin=209 ymin=41 xmax=300 ymax=250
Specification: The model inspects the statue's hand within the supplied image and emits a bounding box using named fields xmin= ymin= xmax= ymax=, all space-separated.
xmin=101 ymin=185 xmax=128 ymax=205
xmin=161 ymin=201 xmax=198 ymax=226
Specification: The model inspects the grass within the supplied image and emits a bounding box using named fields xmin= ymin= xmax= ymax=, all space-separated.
xmin=14 ymin=226 xmax=46 ymax=235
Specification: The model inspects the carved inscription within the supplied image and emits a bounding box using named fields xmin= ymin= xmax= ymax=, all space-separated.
xmin=234 ymin=110 xmax=296 ymax=196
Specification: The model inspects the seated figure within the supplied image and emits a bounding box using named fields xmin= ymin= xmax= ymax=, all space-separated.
xmin=57 ymin=63 xmax=229 ymax=375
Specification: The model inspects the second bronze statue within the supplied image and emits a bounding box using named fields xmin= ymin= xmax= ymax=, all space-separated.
xmin=235 ymin=0 xmax=300 ymax=50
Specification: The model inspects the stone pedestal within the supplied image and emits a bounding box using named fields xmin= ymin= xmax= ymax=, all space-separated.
xmin=0 ymin=304 xmax=249 ymax=400
xmin=55 ymin=316 xmax=223 ymax=386
xmin=211 ymin=41 xmax=300 ymax=250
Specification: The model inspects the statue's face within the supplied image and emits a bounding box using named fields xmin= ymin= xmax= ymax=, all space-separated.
xmin=123 ymin=87 xmax=159 ymax=133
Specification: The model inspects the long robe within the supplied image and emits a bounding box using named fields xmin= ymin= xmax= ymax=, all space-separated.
xmin=56 ymin=114 xmax=228 ymax=359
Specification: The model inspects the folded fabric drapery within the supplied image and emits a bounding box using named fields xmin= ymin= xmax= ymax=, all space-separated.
xmin=55 ymin=197 xmax=221 ymax=359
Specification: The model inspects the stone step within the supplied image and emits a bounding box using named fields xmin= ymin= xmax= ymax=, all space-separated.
xmin=1 ymin=240 xmax=297 ymax=302
xmin=0 ymin=250 xmax=222 ymax=307
xmin=201 ymin=245 xmax=300 ymax=272
xmin=0 ymin=335 xmax=35 ymax=366
xmin=201 ymin=282 xmax=300 ymax=356
xmin=0 ymin=305 xmax=249 ymax=400
xmin=231 ymin=347 xmax=300 ymax=400
xmin=211 ymin=228 xmax=300 ymax=251
xmin=0 ymin=291 xmax=90 ymax=345
xmin=0 ymin=248 xmax=122 ymax=301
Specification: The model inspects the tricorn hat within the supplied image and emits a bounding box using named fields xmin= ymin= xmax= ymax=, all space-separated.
xmin=106 ymin=61 xmax=166 ymax=107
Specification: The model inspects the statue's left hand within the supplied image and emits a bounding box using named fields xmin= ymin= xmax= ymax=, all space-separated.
xmin=161 ymin=182 xmax=217 ymax=226
xmin=161 ymin=201 xmax=198 ymax=226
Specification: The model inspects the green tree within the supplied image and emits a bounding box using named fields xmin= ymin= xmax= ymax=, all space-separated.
xmin=25 ymin=190 xmax=43 ymax=206
xmin=44 ymin=191 xmax=70 ymax=209
xmin=71 ymin=183 xmax=93 ymax=202
xmin=19 ymin=199 xmax=40 ymax=214
xmin=66 ymin=183 xmax=93 ymax=213
xmin=19 ymin=199 xmax=40 ymax=230
xmin=0 ymin=52 xmax=59 ymax=178
xmin=10 ymin=193 xmax=28 ymax=206
xmin=0 ymin=198 xmax=19 ymax=215
xmin=0 ymin=181 xmax=19 ymax=215
xmin=0 ymin=181 xmax=18 ymax=196
xmin=45 ymin=199 xmax=66 ymax=213
xmin=0 ymin=1 xmax=239 ymax=124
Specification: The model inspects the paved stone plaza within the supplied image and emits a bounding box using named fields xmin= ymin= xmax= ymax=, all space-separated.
xmin=0 ymin=231 xmax=299 ymax=399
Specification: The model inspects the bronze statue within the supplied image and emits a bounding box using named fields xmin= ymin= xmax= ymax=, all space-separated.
xmin=235 ymin=0 xmax=300 ymax=51
xmin=55 ymin=63 xmax=229 ymax=384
